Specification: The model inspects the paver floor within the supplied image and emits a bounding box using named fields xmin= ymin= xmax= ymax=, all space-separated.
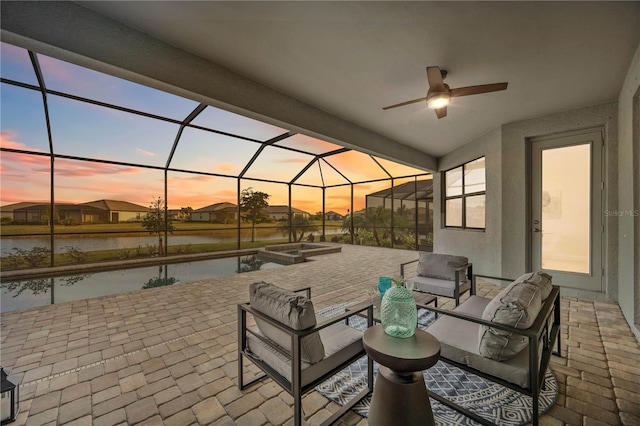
xmin=1 ymin=244 xmax=639 ymax=425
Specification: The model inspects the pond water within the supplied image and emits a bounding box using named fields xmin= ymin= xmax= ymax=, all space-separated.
xmin=0 ymin=228 xmax=343 ymax=256
xmin=0 ymin=255 xmax=283 ymax=313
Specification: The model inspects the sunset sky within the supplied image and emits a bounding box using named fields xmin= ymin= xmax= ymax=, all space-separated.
xmin=1 ymin=42 xmax=429 ymax=214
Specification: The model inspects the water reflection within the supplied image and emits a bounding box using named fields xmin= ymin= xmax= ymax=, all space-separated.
xmin=2 ymin=274 xmax=90 ymax=298
xmin=0 ymin=255 xmax=284 ymax=312
xmin=236 ymin=255 xmax=265 ymax=273
xmin=142 ymin=265 xmax=178 ymax=289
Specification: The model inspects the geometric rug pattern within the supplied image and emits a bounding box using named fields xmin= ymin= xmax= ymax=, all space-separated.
xmin=315 ymin=302 xmax=558 ymax=426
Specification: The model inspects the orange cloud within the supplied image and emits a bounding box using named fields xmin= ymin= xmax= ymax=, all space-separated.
xmin=216 ymin=163 xmax=237 ymax=173
xmin=275 ymin=158 xmax=310 ymax=165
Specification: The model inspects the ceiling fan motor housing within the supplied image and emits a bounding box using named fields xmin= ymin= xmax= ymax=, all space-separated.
xmin=427 ymin=84 xmax=451 ymax=109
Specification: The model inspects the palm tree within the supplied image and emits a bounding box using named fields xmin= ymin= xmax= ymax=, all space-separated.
xmin=361 ymin=206 xmax=391 ymax=246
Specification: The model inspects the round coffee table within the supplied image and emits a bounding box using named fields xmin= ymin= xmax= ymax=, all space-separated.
xmin=363 ymin=325 xmax=441 ymax=426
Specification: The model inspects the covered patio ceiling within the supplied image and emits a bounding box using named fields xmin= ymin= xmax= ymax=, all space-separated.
xmin=2 ymin=1 xmax=637 ymax=164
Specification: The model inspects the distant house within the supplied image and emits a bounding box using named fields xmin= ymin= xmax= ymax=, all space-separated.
xmin=324 ymin=210 xmax=343 ymax=221
xmin=80 ymin=200 xmax=149 ymax=223
xmin=0 ymin=199 xmax=149 ymax=223
xmin=1 ymin=202 xmax=42 ymax=222
xmin=264 ymin=205 xmax=310 ymax=221
xmin=191 ymin=202 xmax=238 ymax=223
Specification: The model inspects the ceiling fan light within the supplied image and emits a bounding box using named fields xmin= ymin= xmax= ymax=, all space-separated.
xmin=427 ymin=92 xmax=450 ymax=109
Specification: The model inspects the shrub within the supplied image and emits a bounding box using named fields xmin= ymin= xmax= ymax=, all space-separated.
xmin=64 ymin=246 xmax=88 ymax=263
xmin=5 ymin=247 xmax=51 ymax=268
xmin=146 ymin=244 xmax=158 ymax=256
xmin=1 ymin=216 xmax=12 ymax=224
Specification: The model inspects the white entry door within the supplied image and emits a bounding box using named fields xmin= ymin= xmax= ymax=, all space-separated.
xmin=530 ymin=129 xmax=603 ymax=291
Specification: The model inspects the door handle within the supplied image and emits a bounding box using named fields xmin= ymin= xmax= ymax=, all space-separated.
xmin=533 ymin=228 xmax=542 ymax=233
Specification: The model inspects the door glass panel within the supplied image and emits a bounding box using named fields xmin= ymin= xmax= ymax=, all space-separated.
xmin=541 ymin=144 xmax=590 ymax=273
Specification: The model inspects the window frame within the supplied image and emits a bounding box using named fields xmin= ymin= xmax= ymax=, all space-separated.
xmin=443 ymin=156 xmax=486 ymax=230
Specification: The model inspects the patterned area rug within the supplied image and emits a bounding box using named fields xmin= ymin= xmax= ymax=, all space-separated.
xmin=316 ymin=302 xmax=558 ymax=426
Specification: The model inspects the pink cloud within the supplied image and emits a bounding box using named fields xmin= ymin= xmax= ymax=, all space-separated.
xmin=136 ymin=148 xmax=155 ymax=157
xmin=0 ymin=131 xmax=46 ymax=153
xmin=37 ymin=55 xmax=88 ymax=92
xmin=53 ymin=159 xmax=140 ymax=177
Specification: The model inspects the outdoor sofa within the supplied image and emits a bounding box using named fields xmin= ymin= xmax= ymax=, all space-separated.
xmin=421 ymin=272 xmax=561 ymax=426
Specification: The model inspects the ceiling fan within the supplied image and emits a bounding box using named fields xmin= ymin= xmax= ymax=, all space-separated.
xmin=383 ymin=66 xmax=508 ymax=119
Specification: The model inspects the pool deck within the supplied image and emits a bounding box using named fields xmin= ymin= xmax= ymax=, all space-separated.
xmin=1 ymin=244 xmax=639 ymax=425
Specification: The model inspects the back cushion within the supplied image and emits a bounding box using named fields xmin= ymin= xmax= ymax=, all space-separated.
xmin=249 ymin=282 xmax=325 ymax=363
xmin=513 ymin=271 xmax=553 ymax=300
xmin=416 ymin=252 xmax=469 ymax=281
xmin=478 ymin=280 xmax=544 ymax=361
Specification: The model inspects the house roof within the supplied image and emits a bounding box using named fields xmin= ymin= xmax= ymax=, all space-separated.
xmin=81 ymin=200 xmax=149 ymax=212
xmin=0 ymin=202 xmax=42 ymax=211
xmin=193 ymin=202 xmax=237 ymax=212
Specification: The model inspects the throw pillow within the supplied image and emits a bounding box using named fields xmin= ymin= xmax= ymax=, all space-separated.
xmin=478 ymin=280 xmax=543 ymax=361
xmin=416 ymin=252 xmax=469 ymax=282
xmin=249 ymin=281 xmax=325 ymax=363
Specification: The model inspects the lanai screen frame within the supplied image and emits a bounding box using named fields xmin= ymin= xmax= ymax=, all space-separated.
xmin=0 ymin=43 xmax=431 ymax=267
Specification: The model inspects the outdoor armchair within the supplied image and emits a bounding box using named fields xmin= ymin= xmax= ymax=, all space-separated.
xmin=238 ymin=281 xmax=374 ymax=426
xmin=401 ymin=252 xmax=474 ymax=306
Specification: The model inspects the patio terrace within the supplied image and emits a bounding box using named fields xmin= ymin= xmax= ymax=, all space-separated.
xmin=1 ymin=244 xmax=638 ymax=426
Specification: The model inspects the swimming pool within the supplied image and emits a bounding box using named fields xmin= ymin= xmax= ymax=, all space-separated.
xmin=0 ymin=255 xmax=283 ymax=313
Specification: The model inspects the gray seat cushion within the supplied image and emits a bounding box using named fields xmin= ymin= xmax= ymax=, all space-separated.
xmin=411 ymin=276 xmax=471 ymax=298
xmin=478 ymin=279 xmax=544 ymax=361
xmin=426 ymin=296 xmax=532 ymax=388
xmin=247 ymin=316 xmax=364 ymax=385
xmin=416 ymin=252 xmax=469 ymax=282
xmin=249 ymin=282 xmax=325 ymax=363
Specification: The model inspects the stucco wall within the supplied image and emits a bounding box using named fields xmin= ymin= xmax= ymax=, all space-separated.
xmin=500 ymin=102 xmax=618 ymax=300
xmin=617 ymin=42 xmax=640 ymax=337
xmin=434 ymin=128 xmax=502 ymax=276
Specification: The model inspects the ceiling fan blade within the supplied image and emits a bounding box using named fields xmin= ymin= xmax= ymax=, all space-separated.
xmin=426 ymin=66 xmax=445 ymax=91
xmin=435 ymin=107 xmax=447 ymax=119
xmin=450 ymin=82 xmax=508 ymax=98
xmin=382 ymin=96 xmax=427 ymax=110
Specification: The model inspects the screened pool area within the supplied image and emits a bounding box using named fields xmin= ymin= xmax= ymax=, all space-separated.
xmin=1 ymin=40 xmax=434 ymax=278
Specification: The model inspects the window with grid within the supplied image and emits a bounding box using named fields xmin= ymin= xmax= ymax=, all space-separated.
xmin=444 ymin=157 xmax=486 ymax=229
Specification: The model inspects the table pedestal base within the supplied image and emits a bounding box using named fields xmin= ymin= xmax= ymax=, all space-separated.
xmin=368 ymin=365 xmax=435 ymax=426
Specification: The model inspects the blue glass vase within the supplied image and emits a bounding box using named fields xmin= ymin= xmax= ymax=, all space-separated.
xmin=380 ymin=285 xmax=418 ymax=338
xmin=378 ymin=277 xmax=392 ymax=300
